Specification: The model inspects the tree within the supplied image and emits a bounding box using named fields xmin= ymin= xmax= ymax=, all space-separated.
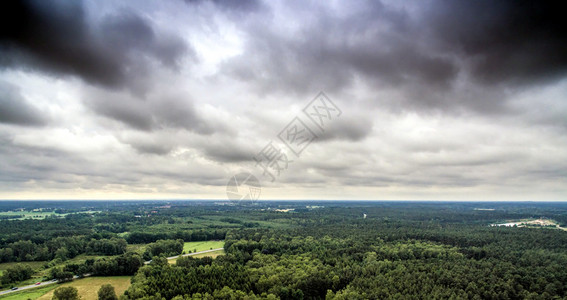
xmin=52 ymin=286 xmax=80 ymax=300
xmin=98 ymin=284 xmax=118 ymax=300
xmin=0 ymin=264 xmax=34 ymax=284
xmin=50 ymin=267 xmax=74 ymax=282
xmin=149 ymin=256 xmax=168 ymax=267
xmin=92 ymin=253 xmax=143 ymax=276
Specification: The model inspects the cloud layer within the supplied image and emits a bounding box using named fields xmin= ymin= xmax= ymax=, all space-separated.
xmin=0 ymin=0 xmax=565 ymax=200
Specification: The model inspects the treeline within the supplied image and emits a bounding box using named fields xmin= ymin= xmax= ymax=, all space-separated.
xmin=0 ymin=237 xmax=127 ymax=263
xmin=86 ymin=238 xmax=127 ymax=256
xmin=126 ymin=230 xmax=226 ymax=244
xmin=51 ymin=252 xmax=144 ymax=280
xmin=219 ymin=218 xmax=260 ymax=228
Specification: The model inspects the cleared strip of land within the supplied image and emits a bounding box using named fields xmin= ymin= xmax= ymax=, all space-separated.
xmin=492 ymin=218 xmax=567 ymax=230
xmin=146 ymin=247 xmax=224 ymax=265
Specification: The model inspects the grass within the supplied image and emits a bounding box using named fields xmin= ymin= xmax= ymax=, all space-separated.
xmin=36 ymin=277 xmax=131 ymax=300
xmin=0 ymin=284 xmax=58 ymax=300
xmin=126 ymin=244 xmax=146 ymax=254
xmin=182 ymin=240 xmax=224 ymax=254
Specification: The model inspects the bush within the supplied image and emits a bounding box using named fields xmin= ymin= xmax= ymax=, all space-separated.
xmin=53 ymin=286 xmax=80 ymax=300
xmin=98 ymin=284 xmax=118 ymax=300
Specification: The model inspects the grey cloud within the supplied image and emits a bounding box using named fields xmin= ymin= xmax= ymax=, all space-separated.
xmin=0 ymin=0 xmax=191 ymax=91
xmin=153 ymin=97 xmax=218 ymax=135
xmin=185 ymin=0 xmax=265 ymax=13
xmin=122 ymin=137 xmax=175 ymax=156
xmin=90 ymin=97 xmax=153 ymax=131
xmin=0 ymin=134 xmax=75 ymax=184
xmin=116 ymin=121 xmax=258 ymax=161
xmin=87 ymin=92 xmax=222 ymax=135
xmin=201 ymin=139 xmax=256 ymax=163
xmin=0 ymin=81 xmax=47 ymax=126
xmin=315 ymin=116 xmax=373 ymax=142
xmin=0 ymin=132 xmax=230 ymax=190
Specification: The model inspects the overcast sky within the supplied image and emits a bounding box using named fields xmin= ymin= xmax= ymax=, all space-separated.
xmin=0 ymin=0 xmax=566 ymax=200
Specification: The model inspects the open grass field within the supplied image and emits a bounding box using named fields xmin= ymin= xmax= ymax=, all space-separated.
xmin=37 ymin=277 xmax=132 ymax=300
xmin=0 ymin=277 xmax=131 ymax=300
xmin=182 ymin=240 xmax=224 ymax=253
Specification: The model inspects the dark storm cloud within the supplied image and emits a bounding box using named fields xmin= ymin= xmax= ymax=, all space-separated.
xmin=0 ymin=0 xmax=191 ymax=90
xmin=221 ymin=1 xmax=458 ymax=96
xmin=0 ymin=81 xmax=47 ymax=126
xmin=222 ymin=0 xmax=567 ymax=112
xmin=426 ymin=0 xmax=567 ymax=85
xmin=100 ymin=11 xmax=188 ymax=70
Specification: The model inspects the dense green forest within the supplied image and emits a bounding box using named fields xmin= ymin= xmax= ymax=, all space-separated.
xmin=1 ymin=201 xmax=567 ymax=299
